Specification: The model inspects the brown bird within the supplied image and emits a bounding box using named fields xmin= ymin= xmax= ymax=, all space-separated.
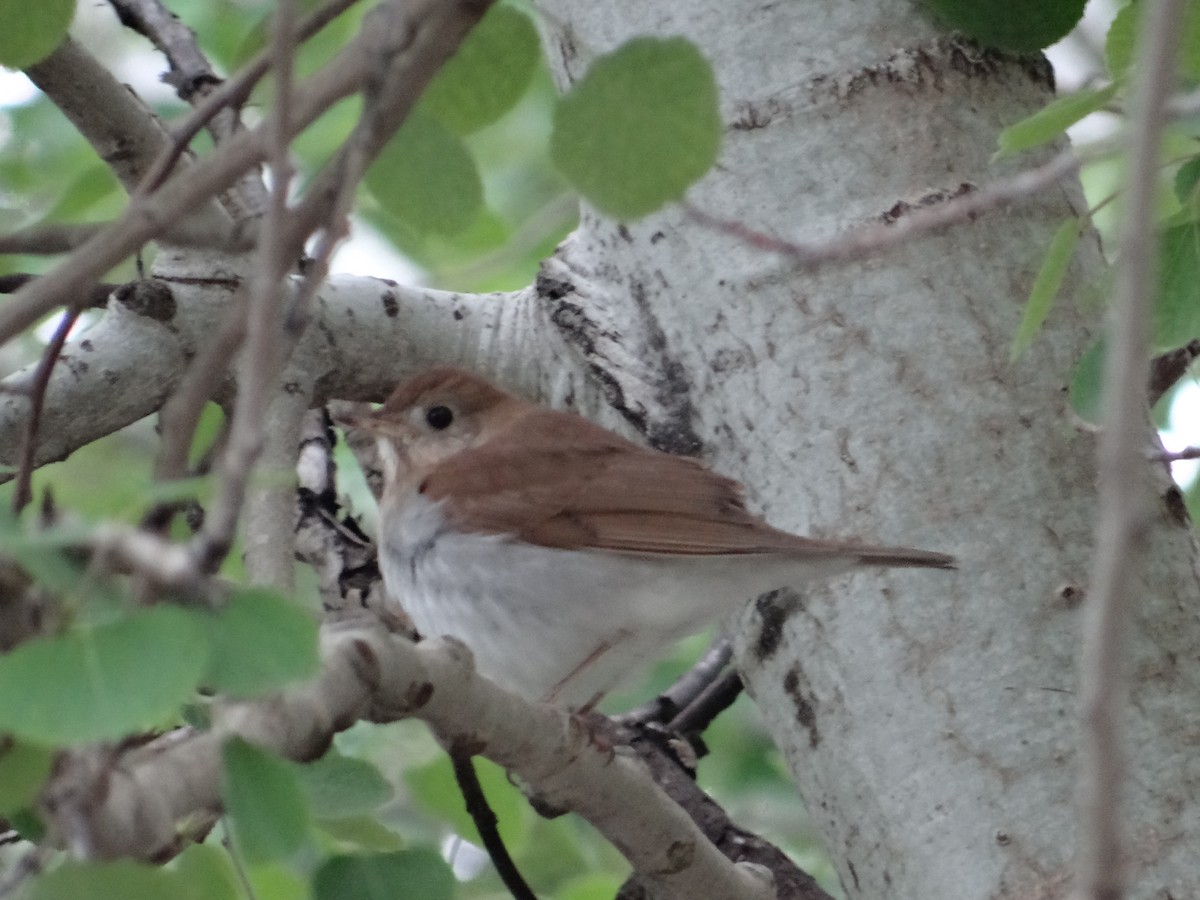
xmin=357 ymin=367 xmax=953 ymax=709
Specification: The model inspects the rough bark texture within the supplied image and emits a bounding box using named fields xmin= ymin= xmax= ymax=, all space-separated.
xmin=5 ymin=0 xmax=1199 ymax=895
xmin=515 ymin=1 xmax=1200 ymax=898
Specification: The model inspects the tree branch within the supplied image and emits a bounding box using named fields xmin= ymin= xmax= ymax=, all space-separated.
xmin=110 ymin=0 xmax=269 ymax=216
xmin=11 ymin=307 xmax=81 ymax=513
xmin=134 ymin=0 xmax=365 ymax=197
xmin=39 ymin=617 xmax=776 ymax=900
xmin=1074 ymin=2 xmax=1184 ymax=898
xmin=0 ymin=0 xmax=495 ymax=348
xmin=0 ymin=275 xmax=518 ymax=480
xmin=684 ymin=145 xmax=1088 ymax=273
xmin=24 ymin=37 xmax=231 ymax=233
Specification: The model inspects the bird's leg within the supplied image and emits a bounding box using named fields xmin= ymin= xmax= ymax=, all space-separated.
xmin=540 ymin=628 xmax=633 ymax=711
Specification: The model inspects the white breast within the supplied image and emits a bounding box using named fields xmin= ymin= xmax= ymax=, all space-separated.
xmin=377 ymin=490 xmax=857 ymax=708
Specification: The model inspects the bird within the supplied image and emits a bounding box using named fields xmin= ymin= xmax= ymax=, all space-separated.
xmin=354 ymin=366 xmax=953 ymax=710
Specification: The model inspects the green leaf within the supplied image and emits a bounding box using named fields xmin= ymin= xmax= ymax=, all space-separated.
xmin=312 ymin=850 xmax=454 ymax=900
xmin=43 ymin=163 xmax=122 ymax=222
xmin=140 ymin=475 xmax=215 ymax=507
xmin=0 ymin=0 xmax=74 ymax=68
xmin=1069 ymin=337 xmax=1106 ymax=425
xmin=30 ymin=861 xmax=176 ymax=900
xmin=0 ymin=606 xmax=207 ymax=744
xmin=222 ymin=739 xmax=310 ymax=864
xmin=1154 ymin=222 xmax=1200 ymax=351
xmin=0 ymin=738 xmax=53 ymax=811
xmin=296 ymin=750 xmax=393 ymax=819
xmin=8 ymin=807 xmax=44 ymax=842
xmin=559 ymin=873 xmax=626 ymax=900
xmin=32 ymin=854 xmax=240 ymax=900
xmin=551 ymin=37 xmax=720 ymax=220
xmin=365 ymin=111 xmax=483 ymax=235
xmin=1174 ymin=157 xmax=1200 ymax=212
xmin=198 ymin=587 xmax=319 ymax=697
xmin=242 ymin=863 xmax=309 ymax=900
xmin=420 ymin=6 xmax=540 ymax=134
xmin=0 ymin=511 xmax=90 ymax=594
xmin=996 ymin=85 xmax=1117 ymax=158
xmin=1011 ymin=219 xmax=1080 ymax=362
xmin=1108 ymin=1 xmax=1200 ymax=80
xmin=168 ymin=845 xmax=241 ymax=900
xmin=1105 ymin=3 xmax=1137 ymax=79
xmin=406 ymin=752 xmax=530 ymax=849
xmin=191 ymin=402 xmax=227 ymax=469
xmin=317 ymin=815 xmax=406 ymax=851
xmin=921 ymin=0 xmax=1085 ymax=52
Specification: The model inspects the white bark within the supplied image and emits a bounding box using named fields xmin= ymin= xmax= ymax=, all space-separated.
xmin=512 ymin=1 xmax=1200 ymax=898
xmin=7 ymin=0 xmax=1199 ymax=895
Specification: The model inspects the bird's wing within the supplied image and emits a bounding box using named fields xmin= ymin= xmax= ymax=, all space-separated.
xmin=419 ymin=411 xmax=951 ymax=566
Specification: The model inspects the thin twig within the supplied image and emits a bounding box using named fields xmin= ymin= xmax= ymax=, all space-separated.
xmin=669 ymin=670 xmax=744 ymax=737
xmin=0 ymin=0 xmax=491 ymax=350
xmin=449 ymin=746 xmax=538 ymax=900
xmin=111 ymin=0 xmax=265 ymax=216
xmin=0 ymin=223 xmax=108 ymax=256
xmin=134 ymin=0 xmax=365 ymax=196
xmin=0 ymin=274 xmax=115 ymax=309
xmin=12 ymin=307 xmax=81 ymax=514
xmin=25 ymin=37 xmax=232 ymax=234
xmin=685 ymin=145 xmax=1091 ymax=272
xmin=194 ymin=0 xmax=300 ymax=580
xmin=1075 ymin=2 xmax=1184 ymax=898
xmin=617 ymin=638 xmax=733 ymax=726
xmin=1152 ymin=446 xmax=1200 ymax=463
xmin=688 ymin=83 xmax=1200 ymax=275
xmin=221 ymin=829 xmax=259 ymax=900
xmin=155 ymin=301 xmax=247 ymax=483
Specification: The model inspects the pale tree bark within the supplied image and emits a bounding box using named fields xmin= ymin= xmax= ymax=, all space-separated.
xmin=5 ymin=0 xmax=1200 ymax=896
xmin=523 ymin=1 xmax=1200 ymax=898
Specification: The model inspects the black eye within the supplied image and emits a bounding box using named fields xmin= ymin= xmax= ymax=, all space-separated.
xmin=425 ymin=405 xmax=454 ymax=430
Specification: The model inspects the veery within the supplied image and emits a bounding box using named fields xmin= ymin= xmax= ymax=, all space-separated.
xmin=357 ymin=367 xmax=953 ymax=710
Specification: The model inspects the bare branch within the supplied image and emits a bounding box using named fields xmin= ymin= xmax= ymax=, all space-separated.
xmin=24 ymin=37 xmax=231 ymax=233
xmin=1151 ymin=446 xmax=1200 ymax=463
xmin=153 ymin=304 xmax=246 ymax=483
xmin=450 ymin=748 xmax=538 ymax=900
xmin=0 ymin=274 xmax=115 ymax=308
xmin=110 ymin=0 xmax=268 ymax=216
xmin=192 ymin=0 xmax=304 ymax=586
xmin=618 ymin=725 xmax=832 ymax=900
xmin=110 ymin=0 xmax=233 ymax=109
xmin=136 ymin=0 xmax=365 ymax=196
xmin=0 ymin=275 xmax=514 ymax=481
xmin=685 ymin=146 xmax=1088 ymax=273
xmin=41 ymin=618 xmax=776 ymax=900
xmin=0 ymin=0 xmax=495 ymax=348
xmin=12 ymin=307 xmax=81 ymax=513
xmin=0 ymin=224 xmax=109 ymax=256
xmin=1074 ymin=2 xmax=1184 ymax=899
xmin=618 ymin=638 xmax=733 ymax=726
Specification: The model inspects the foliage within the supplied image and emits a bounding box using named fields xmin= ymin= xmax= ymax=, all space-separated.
xmin=550 ymin=37 xmax=721 ymax=219
xmin=0 ymin=0 xmax=1193 ymax=896
xmin=988 ymin=0 xmax=1200 ymax=426
xmin=0 ymin=1 xmax=784 ymax=895
xmin=0 ymin=0 xmax=75 ymax=69
xmin=920 ymin=0 xmax=1086 ymax=52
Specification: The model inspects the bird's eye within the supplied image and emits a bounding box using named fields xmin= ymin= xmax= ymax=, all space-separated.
xmin=425 ymin=405 xmax=454 ymax=430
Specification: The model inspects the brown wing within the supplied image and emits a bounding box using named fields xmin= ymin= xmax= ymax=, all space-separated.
xmin=419 ymin=410 xmax=953 ymax=567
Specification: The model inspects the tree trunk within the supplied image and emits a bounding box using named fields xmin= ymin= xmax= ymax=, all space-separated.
xmin=519 ymin=0 xmax=1200 ymax=897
